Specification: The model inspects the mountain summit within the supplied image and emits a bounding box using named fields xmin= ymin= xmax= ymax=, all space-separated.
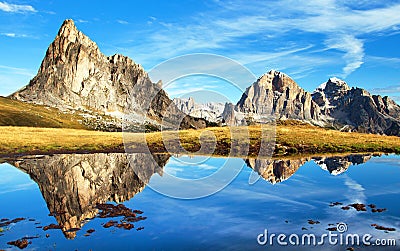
xmin=312 ymin=78 xmax=400 ymax=135
xmin=10 ymin=19 xmax=206 ymax=131
xmin=236 ymin=70 xmax=320 ymax=122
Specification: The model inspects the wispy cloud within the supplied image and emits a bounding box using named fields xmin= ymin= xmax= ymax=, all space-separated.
xmin=1 ymin=32 xmax=28 ymax=38
xmin=117 ymin=20 xmax=129 ymax=25
xmin=119 ymin=0 xmax=400 ymax=80
xmin=0 ymin=64 xmax=35 ymax=77
xmin=76 ymin=19 xmax=89 ymax=23
xmin=370 ymin=85 xmax=400 ymax=94
xmin=366 ymin=55 xmax=400 ymax=68
xmin=0 ymin=1 xmax=36 ymax=13
xmin=325 ymin=35 xmax=364 ymax=77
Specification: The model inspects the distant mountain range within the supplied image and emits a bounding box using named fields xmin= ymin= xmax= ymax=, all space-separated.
xmin=176 ymin=71 xmax=400 ymax=136
xmin=7 ymin=19 xmax=400 ymax=136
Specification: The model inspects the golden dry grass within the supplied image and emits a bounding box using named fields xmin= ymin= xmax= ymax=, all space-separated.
xmin=0 ymin=96 xmax=87 ymax=129
xmin=275 ymin=123 xmax=400 ymax=154
xmin=1 ymin=123 xmax=400 ymax=156
xmin=0 ymin=126 xmax=123 ymax=155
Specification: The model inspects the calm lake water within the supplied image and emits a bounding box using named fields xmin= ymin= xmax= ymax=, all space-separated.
xmin=0 ymin=153 xmax=399 ymax=250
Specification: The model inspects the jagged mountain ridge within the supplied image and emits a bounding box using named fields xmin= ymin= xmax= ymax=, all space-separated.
xmin=6 ymin=19 xmax=400 ymax=135
xmin=174 ymin=70 xmax=400 ymax=136
xmin=9 ymin=19 xmax=206 ymax=131
xmin=236 ymin=70 xmax=321 ymax=122
xmin=312 ymin=77 xmax=400 ymax=135
xmin=172 ymin=97 xmax=225 ymax=123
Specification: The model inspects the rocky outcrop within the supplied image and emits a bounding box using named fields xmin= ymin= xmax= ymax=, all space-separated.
xmin=313 ymin=154 xmax=373 ymax=175
xmin=9 ymin=19 xmax=206 ymax=131
xmin=236 ymin=70 xmax=321 ymax=122
xmin=245 ymin=158 xmax=310 ymax=184
xmin=312 ymin=78 xmax=400 ymax=135
xmin=173 ymin=70 xmax=323 ymax=126
xmin=219 ymin=72 xmax=400 ymax=135
xmin=9 ymin=153 xmax=170 ymax=239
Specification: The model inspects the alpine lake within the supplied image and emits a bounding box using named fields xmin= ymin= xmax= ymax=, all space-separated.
xmin=0 ymin=152 xmax=399 ymax=250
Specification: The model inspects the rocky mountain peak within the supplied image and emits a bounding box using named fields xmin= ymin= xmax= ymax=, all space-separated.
xmin=54 ymin=19 xmax=100 ymax=58
xmin=236 ymin=69 xmax=320 ymax=121
xmin=58 ymin=19 xmax=78 ymax=37
xmin=320 ymin=77 xmax=350 ymax=96
xmin=256 ymin=70 xmax=296 ymax=92
xmin=9 ymin=19 xmax=206 ymax=131
xmin=312 ymin=77 xmax=351 ymax=111
xmin=172 ymin=97 xmax=225 ymax=123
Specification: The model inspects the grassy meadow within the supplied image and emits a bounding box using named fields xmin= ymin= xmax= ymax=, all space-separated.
xmin=0 ymin=96 xmax=87 ymax=129
xmin=1 ymin=122 xmax=400 ymax=157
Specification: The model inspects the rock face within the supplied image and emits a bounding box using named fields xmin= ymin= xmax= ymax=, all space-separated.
xmin=9 ymin=19 xmax=205 ymax=131
xmin=312 ymin=78 xmax=400 ymax=135
xmin=174 ymin=70 xmax=323 ymax=126
xmin=9 ymin=153 xmax=170 ymax=239
xmin=236 ymin=70 xmax=321 ymax=122
xmin=215 ymin=71 xmax=400 ymax=136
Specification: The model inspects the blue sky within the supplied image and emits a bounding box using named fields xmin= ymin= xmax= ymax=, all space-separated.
xmin=0 ymin=0 xmax=400 ymax=103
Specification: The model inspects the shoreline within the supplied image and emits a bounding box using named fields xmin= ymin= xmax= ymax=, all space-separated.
xmin=1 ymin=125 xmax=400 ymax=159
xmin=0 ymin=147 xmax=389 ymax=163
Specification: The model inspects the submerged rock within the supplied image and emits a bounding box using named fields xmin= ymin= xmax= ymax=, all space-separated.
xmin=371 ymin=224 xmax=396 ymax=232
xmin=349 ymin=203 xmax=367 ymax=212
xmin=43 ymin=224 xmax=63 ymax=231
xmin=7 ymin=239 xmax=30 ymax=249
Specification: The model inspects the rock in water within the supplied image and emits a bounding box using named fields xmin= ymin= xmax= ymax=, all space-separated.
xmin=9 ymin=19 xmax=205 ymax=131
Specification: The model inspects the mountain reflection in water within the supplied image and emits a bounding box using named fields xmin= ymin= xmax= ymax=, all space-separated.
xmin=5 ymin=152 xmax=376 ymax=239
xmin=246 ymin=153 xmax=376 ymax=184
xmin=8 ymin=153 xmax=169 ymax=239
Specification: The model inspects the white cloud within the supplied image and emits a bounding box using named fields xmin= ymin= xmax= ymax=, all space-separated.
xmin=325 ymin=35 xmax=364 ymax=77
xmin=210 ymin=1 xmax=400 ymax=76
xmin=1 ymin=32 xmax=28 ymax=38
xmin=0 ymin=1 xmax=36 ymax=13
xmin=113 ymin=1 xmax=400 ymax=80
xmin=2 ymin=32 xmax=15 ymax=37
xmin=367 ymin=55 xmax=400 ymax=68
xmin=370 ymin=85 xmax=400 ymax=94
xmin=231 ymin=45 xmax=314 ymax=65
xmin=117 ymin=20 xmax=129 ymax=25
xmin=0 ymin=64 xmax=35 ymax=77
